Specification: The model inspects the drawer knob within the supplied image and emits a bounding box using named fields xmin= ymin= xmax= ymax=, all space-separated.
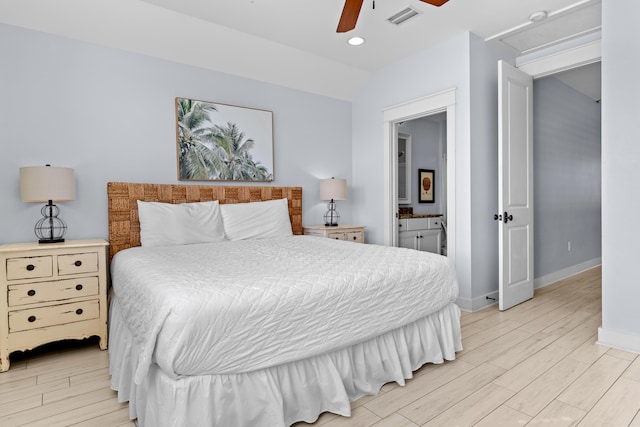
xmin=75 ymin=284 xmax=83 ymax=291
xmin=28 ymin=315 xmax=36 ymax=323
xmin=74 ymin=260 xmax=82 ymax=267
xmin=26 ymin=264 xmax=35 ymax=271
xmin=27 ymin=290 xmax=36 ymax=297
xmin=76 ymin=308 xmax=83 ymax=315
xmin=352 ymin=236 xmax=357 ymax=240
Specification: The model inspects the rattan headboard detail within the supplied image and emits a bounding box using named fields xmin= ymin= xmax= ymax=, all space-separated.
xmin=107 ymin=182 xmax=303 ymax=260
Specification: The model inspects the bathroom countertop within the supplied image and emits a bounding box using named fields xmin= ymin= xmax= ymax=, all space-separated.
xmin=398 ymin=214 xmax=443 ymax=219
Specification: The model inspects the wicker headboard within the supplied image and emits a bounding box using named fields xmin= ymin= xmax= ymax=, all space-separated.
xmin=107 ymin=182 xmax=303 ymax=260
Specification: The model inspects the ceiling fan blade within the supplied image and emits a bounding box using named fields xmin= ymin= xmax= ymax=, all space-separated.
xmin=420 ymin=0 xmax=449 ymax=6
xmin=337 ymin=0 xmax=364 ymax=33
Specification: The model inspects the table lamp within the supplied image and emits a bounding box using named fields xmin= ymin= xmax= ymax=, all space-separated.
xmin=20 ymin=164 xmax=76 ymax=243
xmin=319 ymin=177 xmax=347 ymax=226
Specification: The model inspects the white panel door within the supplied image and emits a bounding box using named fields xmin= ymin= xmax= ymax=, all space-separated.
xmin=498 ymin=60 xmax=534 ymax=311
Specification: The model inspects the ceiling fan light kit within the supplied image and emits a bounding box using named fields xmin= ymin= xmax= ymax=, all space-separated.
xmin=337 ymin=0 xmax=449 ymax=33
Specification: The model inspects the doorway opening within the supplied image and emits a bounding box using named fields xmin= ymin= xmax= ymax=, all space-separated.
xmin=396 ymin=113 xmax=448 ymax=255
xmin=531 ymin=62 xmax=602 ymax=288
xmin=382 ymin=88 xmax=456 ymax=267
xmin=498 ymin=57 xmax=601 ymax=310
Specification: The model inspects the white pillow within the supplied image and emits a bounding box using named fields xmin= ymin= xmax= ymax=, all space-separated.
xmin=137 ymin=200 xmax=226 ymax=247
xmin=220 ymin=198 xmax=293 ymax=241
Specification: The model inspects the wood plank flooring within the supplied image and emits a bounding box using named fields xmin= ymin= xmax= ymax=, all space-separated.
xmin=2 ymin=266 xmax=639 ymax=426
xmin=0 ymin=337 xmax=134 ymax=427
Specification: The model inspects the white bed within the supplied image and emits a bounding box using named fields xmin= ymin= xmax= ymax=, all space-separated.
xmin=107 ymin=182 xmax=462 ymax=427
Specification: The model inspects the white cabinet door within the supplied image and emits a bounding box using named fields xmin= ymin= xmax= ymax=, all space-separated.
xmin=398 ymin=230 xmax=419 ymax=250
xmin=399 ymin=230 xmax=441 ymax=254
xmin=419 ymin=230 xmax=441 ymax=254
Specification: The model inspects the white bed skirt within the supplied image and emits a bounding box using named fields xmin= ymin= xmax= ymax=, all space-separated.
xmin=109 ymin=298 xmax=462 ymax=427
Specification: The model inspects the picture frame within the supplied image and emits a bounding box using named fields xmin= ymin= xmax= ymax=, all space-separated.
xmin=418 ymin=169 xmax=435 ymax=203
xmin=175 ymin=97 xmax=274 ymax=181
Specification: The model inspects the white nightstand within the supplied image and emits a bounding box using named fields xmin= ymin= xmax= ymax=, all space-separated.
xmin=303 ymin=225 xmax=365 ymax=243
xmin=0 ymin=239 xmax=109 ymax=372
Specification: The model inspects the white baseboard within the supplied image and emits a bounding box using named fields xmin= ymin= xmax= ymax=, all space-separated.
xmin=458 ymin=258 xmax=601 ymax=313
xmin=456 ymin=291 xmax=498 ymax=313
xmin=534 ymin=257 xmax=602 ymax=290
xmin=598 ymin=327 xmax=640 ymax=355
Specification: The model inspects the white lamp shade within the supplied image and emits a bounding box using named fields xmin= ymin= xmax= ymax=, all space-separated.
xmin=20 ymin=166 xmax=76 ymax=202
xmin=319 ymin=178 xmax=347 ymax=201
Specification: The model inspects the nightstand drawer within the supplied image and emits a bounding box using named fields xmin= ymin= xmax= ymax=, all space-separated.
xmin=327 ymin=232 xmax=346 ymax=240
xmin=58 ymin=252 xmax=98 ymax=276
xmin=8 ymin=276 xmax=100 ymax=307
xmin=6 ymin=256 xmax=53 ymax=281
xmin=9 ymin=299 xmax=100 ymax=332
xmin=346 ymin=231 xmax=364 ymax=243
xmin=303 ymin=225 xmax=366 ymax=244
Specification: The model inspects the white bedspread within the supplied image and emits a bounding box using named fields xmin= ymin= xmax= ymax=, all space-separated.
xmin=110 ymin=235 xmax=459 ymax=383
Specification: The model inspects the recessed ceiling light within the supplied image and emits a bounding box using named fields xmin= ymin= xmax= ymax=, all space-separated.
xmin=529 ymin=10 xmax=548 ymax=22
xmin=348 ymin=36 xmax=365 ymax=46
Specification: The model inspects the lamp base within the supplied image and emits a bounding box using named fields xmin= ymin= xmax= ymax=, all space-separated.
xmin=38 ymin=238 xmax=65 ymax=244
xmin=34 ymin=201 xmax=68 ymax=244
xmin=323 ymin=199 xmax=340 ymax=227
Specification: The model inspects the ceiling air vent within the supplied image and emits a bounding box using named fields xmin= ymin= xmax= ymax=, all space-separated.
xmin=387 ymin=7 xmax=420 ymax=25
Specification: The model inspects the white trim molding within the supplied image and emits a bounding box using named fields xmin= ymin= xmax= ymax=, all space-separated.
xmin=456 ymin=291 xmax=499 ymax=313
xmin=517 ymin=40 xmax=601 ymax=78
xmin=534 ymin=257 xmax=602 ymax=289
xmin=382 ymin=88 xmax=457 ymax=268
xmin=460 ymin=259 xmax=602 ymax=313
xmin=598 ymin=327 xmax=640 ymax=355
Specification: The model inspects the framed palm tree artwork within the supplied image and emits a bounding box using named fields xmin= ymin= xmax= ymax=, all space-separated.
xmin=175 ymin=97 xmax=274 ymax=181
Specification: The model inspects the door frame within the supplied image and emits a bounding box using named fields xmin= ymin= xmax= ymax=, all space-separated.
xmin=382 ymin=88 xmax=457 ymax=267
xmin=497 ymin=39 xmax=601 ymax=305
xmin=508 ymin=39 xmax=601 ymax=267
xmin=517 ymin=39 xmax=601 ymax=79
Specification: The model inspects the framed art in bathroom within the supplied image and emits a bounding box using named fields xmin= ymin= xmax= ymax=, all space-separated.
xmin=419 ymin=169 xmax=435 ymax=203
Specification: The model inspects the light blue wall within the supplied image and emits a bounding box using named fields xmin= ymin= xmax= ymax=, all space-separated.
xmin=351 ymin=32 xmax=474 ymax=300
xmin=533 ymin=76 xmax=601 ymax=278
xmin=468 ymin=34 xmax=514 ymax=301
xmin=351 ymin=32 xmax=514 ymax=305
xmin=0 ymin=24 xmax=352 ymax=244
xmin=600 ymin=0 xmax=640 ymax=349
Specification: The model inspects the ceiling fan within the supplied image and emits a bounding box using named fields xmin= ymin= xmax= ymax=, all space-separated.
xmin=337 ymin=0 xmax=450 ymax=32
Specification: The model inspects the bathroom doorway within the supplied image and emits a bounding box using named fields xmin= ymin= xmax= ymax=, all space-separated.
xmin=382 ymin=88 xmax=456 ymax=267
xmin=395 ymin=113 xmax=448 ymax=256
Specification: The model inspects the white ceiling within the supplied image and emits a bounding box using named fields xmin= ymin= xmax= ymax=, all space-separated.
xmin=0 ymin=0 xmax=601 ymax=100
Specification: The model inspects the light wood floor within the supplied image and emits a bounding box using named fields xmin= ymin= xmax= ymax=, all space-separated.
xmin=2 ymin=266 xmax=639 ymax=426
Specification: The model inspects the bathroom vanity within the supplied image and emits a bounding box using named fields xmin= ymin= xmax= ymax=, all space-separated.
xmin=397 ymin=215 xmax=443 ymax=255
